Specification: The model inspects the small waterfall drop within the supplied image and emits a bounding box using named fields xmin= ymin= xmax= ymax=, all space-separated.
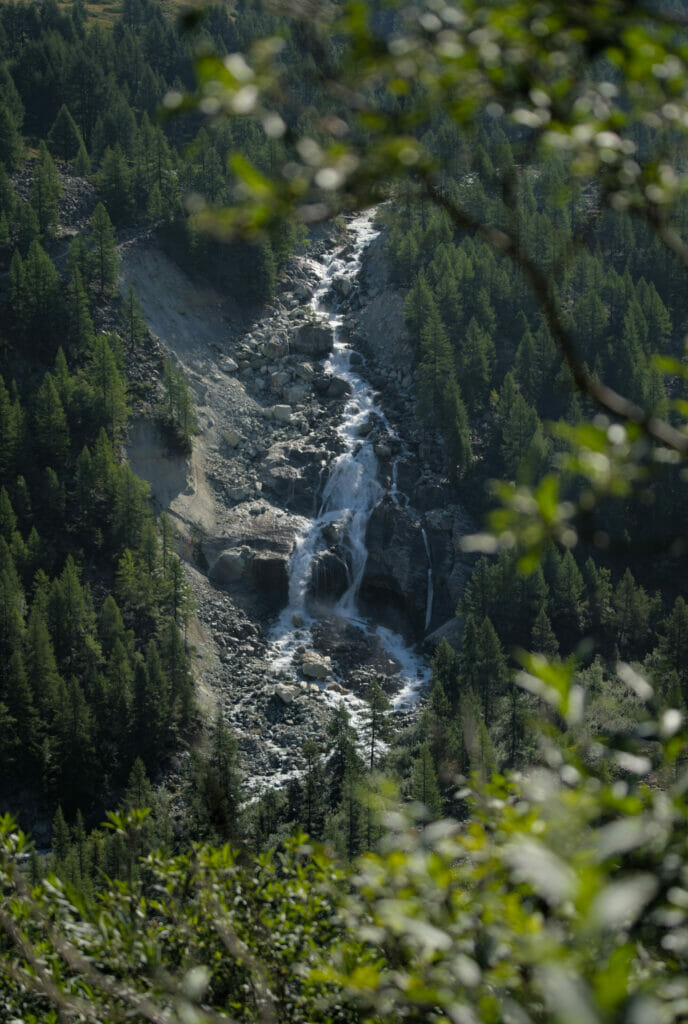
xmin=268 ymin=212 xmax=431 ymax=708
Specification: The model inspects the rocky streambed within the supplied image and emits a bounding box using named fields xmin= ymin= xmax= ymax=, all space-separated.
xmin=121 ymin=212 xmax=474 ymax=792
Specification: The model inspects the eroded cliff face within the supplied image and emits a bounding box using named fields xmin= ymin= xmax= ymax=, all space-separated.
xmin=121 ymin=218 xmax=473 ymax=789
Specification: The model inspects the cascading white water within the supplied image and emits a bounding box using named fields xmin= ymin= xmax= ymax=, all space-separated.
xmin=268 ymin=212 xmax=431 ymax=707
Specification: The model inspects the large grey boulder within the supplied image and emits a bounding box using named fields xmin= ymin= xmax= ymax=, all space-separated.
xmin=292 ymin=322 xmax=333 ymax=357
xmin=261 ymin=441 xmax=328 ymax=515
xmin=283 ymin=384 xmax=309 ymax=406
xmin=205 ymin=501 xmax=308 ymax=610
xmin=327 ymin=377 xmax=352 ymax=399
xmin=360 ymin=497 xmax=430 ymax=637
xmin=209 ymin=548 xmax=248 ymax=584
xmin=300 ymin=650 xmax=333 ymax=680
xmin=271 ymin=405 xmax=293 ymax=423
xmin=309 ymin=549 xmax=350 ymax=603
xmin=332 ymin=275 xmax=353 ymax=298
xmin=423 ymin=503 xmax=475 ymax=626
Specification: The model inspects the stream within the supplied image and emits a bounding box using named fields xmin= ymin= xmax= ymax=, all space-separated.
xmin=268 ymin=212 xmax=432 ymax=712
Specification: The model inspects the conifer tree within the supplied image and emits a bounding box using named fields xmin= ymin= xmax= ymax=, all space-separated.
xmin=0 ymin=211 xmax=11 ymax=267
xmin=99 ymin=145 xmax=134 ymax=224
xmin=0 ymin=99 xmax=23 ymax=171
xmin=31 ymin=142 xmax=61 ymax=237
xmin=514 ymin=325 xmax=540 ymax=405
xmin=67 ymin=235 xmax=92 ymax=291
xmin=301 ymin=739 xmax=324 ymax=838
xmin=417 ymin=315 xmax=472 ymax=473
xmin=339 ymin=760 xmax=364 ymax=859
xmin=160 ymin=619 xmax=193 ymax=723
xmin=404 ymin=271 xmax=437 ymax=346
xmin=123 ymin=286 xmax=146 ymax=353
xmin=51 ymin=806 xmax=71 ymax=864
xmin=73 ymin=810 xmax=88 ymax=881
xmin=87 ymin=335 xmax=128 ymax=441
xmin=14 ymin=240 xmax=61 ymax=352
xmin=33 ymin=374 xmax=69 ymax=467
xmin=0 ymin=488 xmax=16 ymax=542
xmin=48 ymin=104 xmax=84 ymax=161
xmin=65 ymin=267 xmax=94 ymax=353
xmin=124 ymin=757 xmax=153 ymax=810
xmin=458 ymin=317 xmax=494 ymax=414
xmin=53 ymin=677 xmax=96 ymax=809
xmin=104 ymin=637 xmax=133 ymax=754
xmin=500 ymin=680 xmax=531 ymax=769
xmin=326 ymin=704 xmax=361 ymax=810
xmin=460 ymin=615 xmax=509 ymax=725
xmin=531 ymin=605 xmax=559 ymax=658
xmin=613 ymin=568 xmax=654 ymax=659
xmin=362 ymin=679 xmax=391 ymax=772
xmin=460 ymin=687 xmax=498 ymax=780
xmin=431 ymin=637 xmax=461 ymax=710
xmin=4 ymin=649 xmax=38 ymax=772
xmin=24 ymin=604 xmax=62 ymax=718
xmin=499 ymin=390 xmax=540 ymax=479
xmin=552 ymin=550 xmax=585 ymax=650
xmin=423 ymin=679 xmax=462 ymax=804
xmin=160 ymin=360 xmax=197 ymax=451
xmin=411 ymin=742 xmax=442 ymax=817
xmin=656 ymin=596 xmax=688 ymax=696
xmin=87 ymin=203 xmax=119 ymax=297
xmin=583 ymin=558 xmax=614 ymax=646
xmin=74 ymin=143 xmax=91 ymax=176
xmin=0 ymin=64 xmax=23 ymax=130
xmin=194 ymin=711 xmax=241 ymax=842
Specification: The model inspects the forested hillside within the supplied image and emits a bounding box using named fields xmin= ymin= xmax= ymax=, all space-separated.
xmin=0 ymin=1 xmax=213 ymax=837
xmin=4 ymin=0 xmax=688 ymax=1022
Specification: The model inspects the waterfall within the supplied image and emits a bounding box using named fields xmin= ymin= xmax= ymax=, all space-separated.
xmin=268 ymin=212 xmax=431 ymax=705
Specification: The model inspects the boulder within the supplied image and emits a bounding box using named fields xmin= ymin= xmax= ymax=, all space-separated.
xmin=251 ymin=554 xmax=290 ymax=605
xmin=359 ymin=496 xmax=430 ymax=637
xmin=273 ymin=683 xmax=295 ymax=705
xmin=292 ymin=321 xmax=333 ymax=357
xmin=228 ymin=483 xmax=252 ymax=502
xmin=272 ymin=405 xmax=293 ymax=423
xmin=301 ymin=650 xmax=333 ymax=680
xmin=225 ymin=427 xmax=243 ymax=448
xmin=422 ymin=502 xmax=475 ymax=626
xmin=327 ymin=377 xmax=352 ymax=399
xmin=204 ymin=501 xmax=308 ymax=610
xmin=294 ymin=361 xmax=314 ymax=381
xmin=261 ymin=441 xmax=328 ymax=515
xmin=327 ymin=680 xmax=350 ymax=695
xmin=265 ymin=334 xmax=289 ymax=357
xmin=423 ymin=616 xmax=465 ymax=653
xmin=332 ymin=275 xmax=353 ymax=298
xmin=309 ymin=549 xmax=350 ymax=603
xmin=208 ymin=548 xmax=247 ymax=584
xmin=283 ymin=384 xmax=309 ymax=406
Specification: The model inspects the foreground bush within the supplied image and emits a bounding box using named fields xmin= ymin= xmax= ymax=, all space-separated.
xmin=1 ymin=661 xmax=687 ymax=1023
